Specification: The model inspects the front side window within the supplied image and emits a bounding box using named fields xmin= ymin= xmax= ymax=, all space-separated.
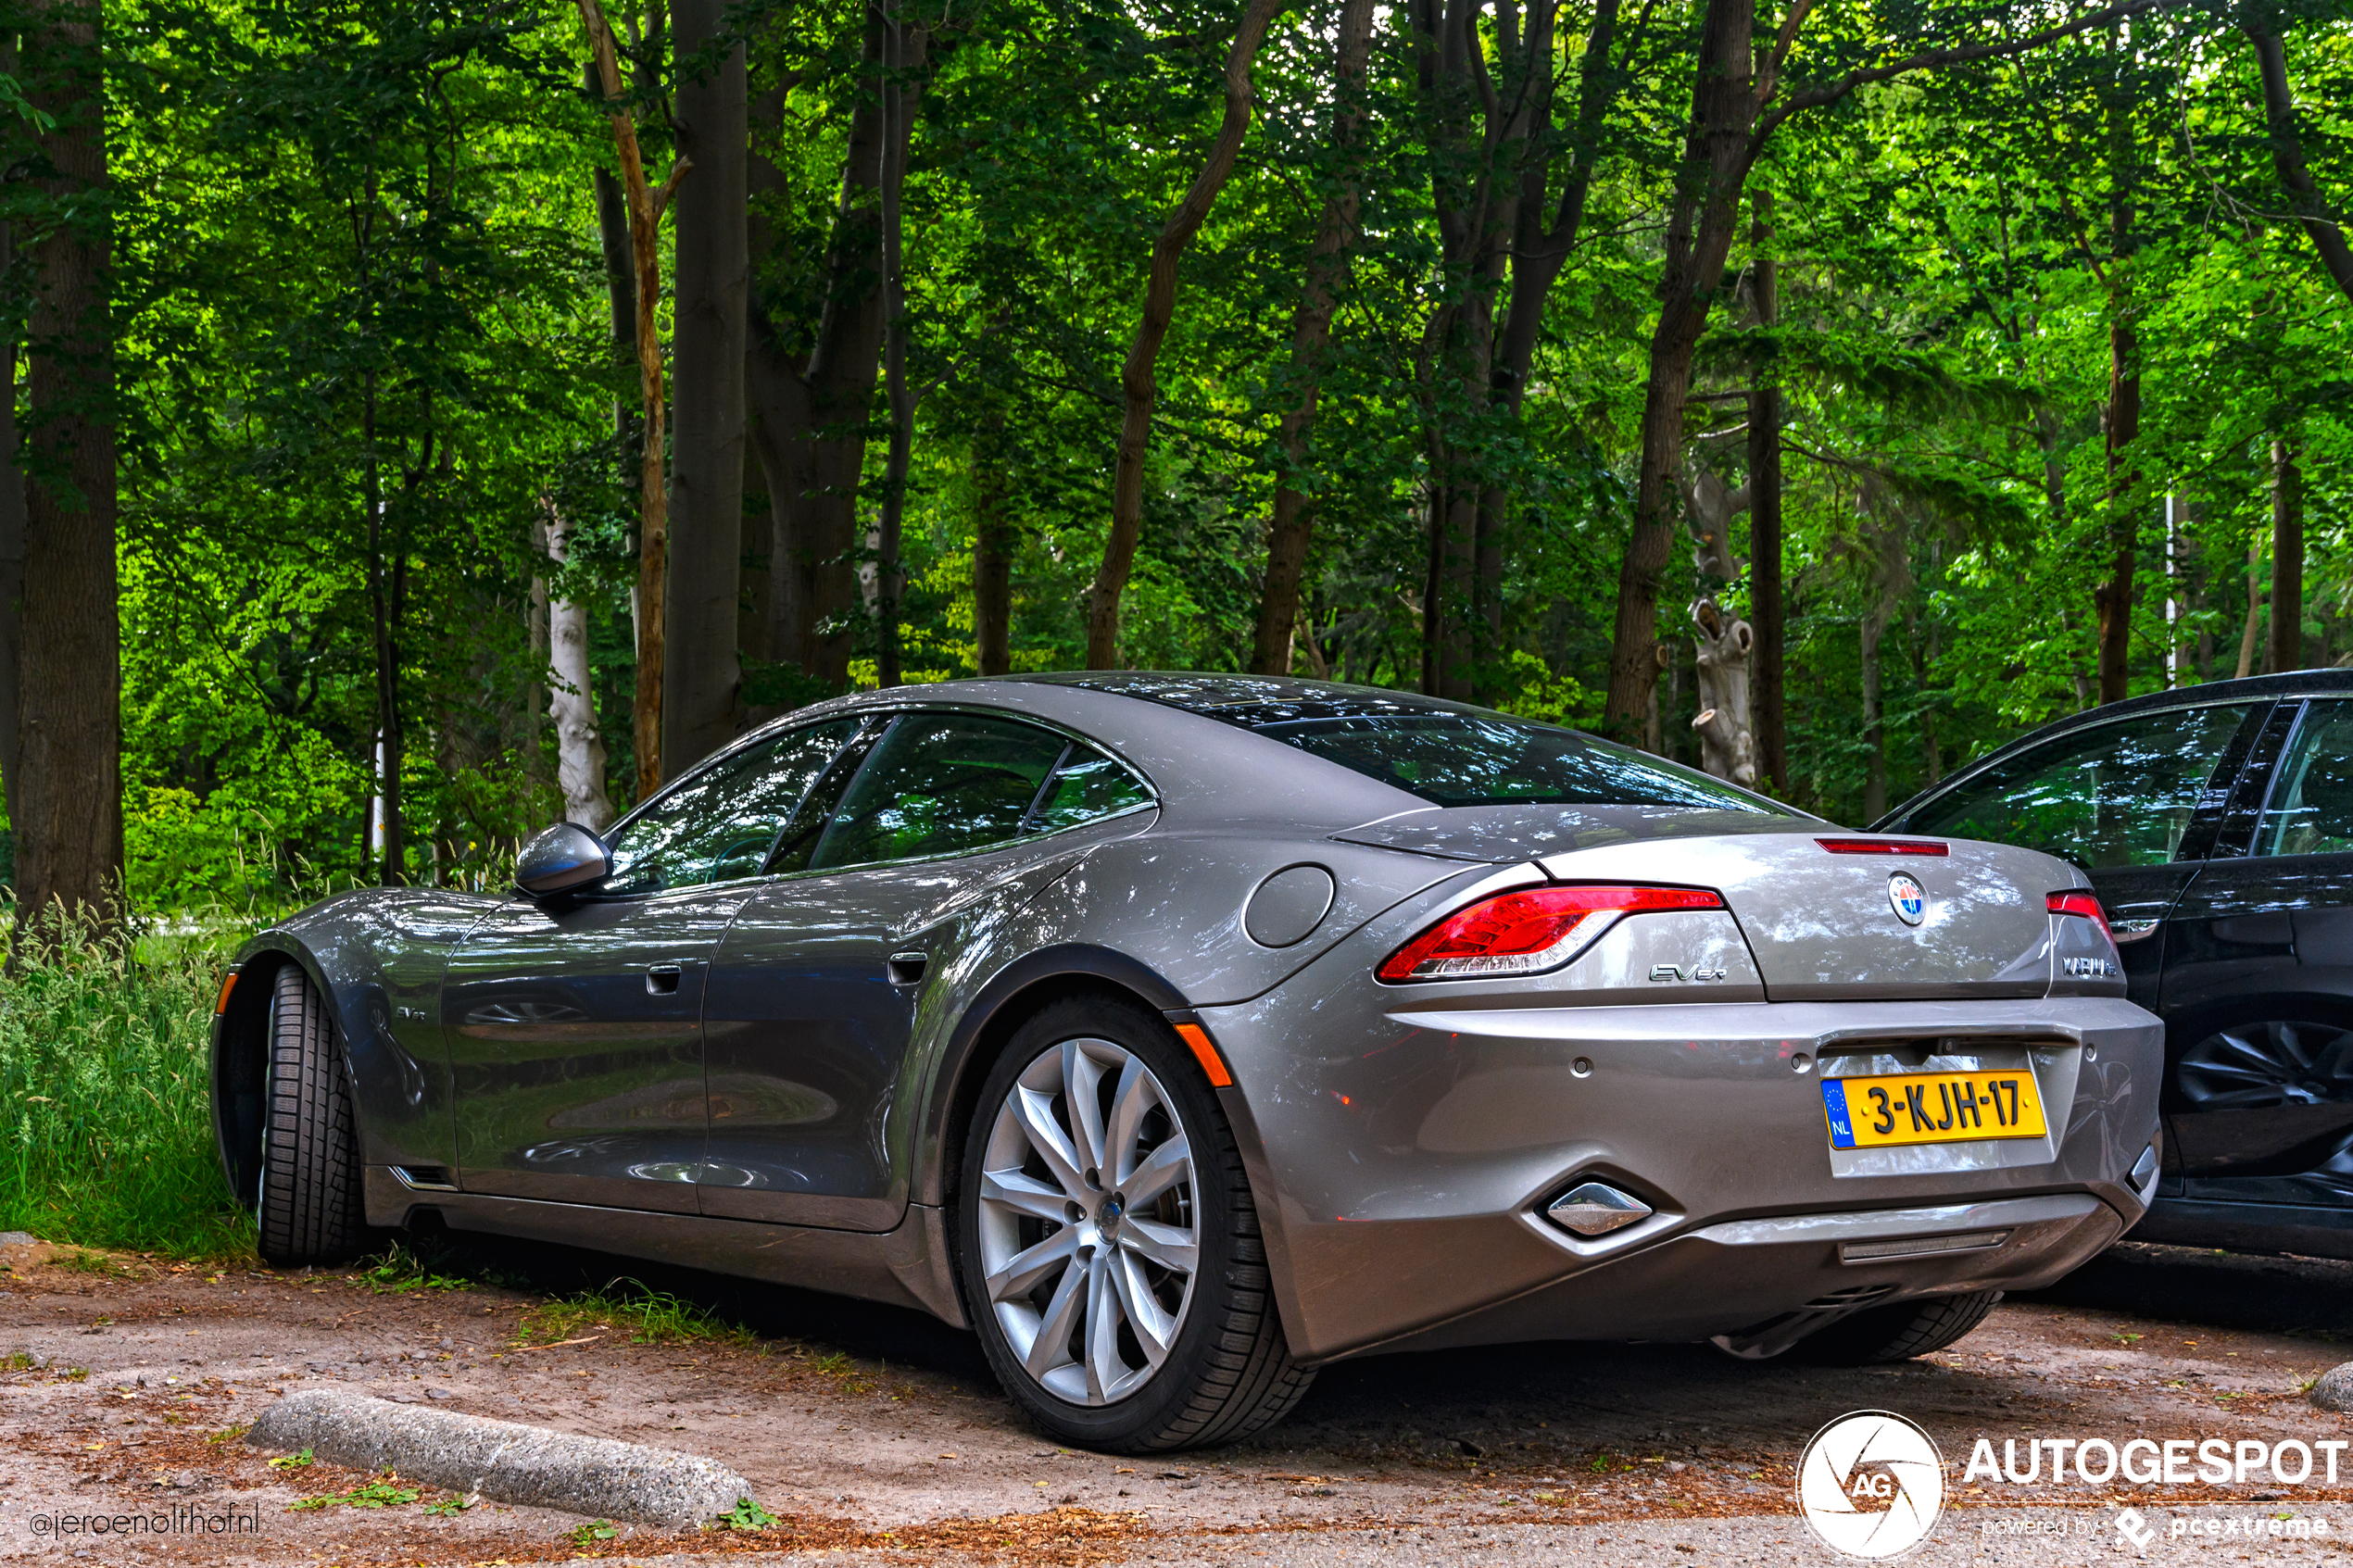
xmin=602 ymin=719 xmax=860 ymax=894
xmin=1252 ymin=712 xmax=1782 ymax=813
xmin=1902 ymin=704 xmax=2250 ymax=869
xmin=2255 ymin=703 xmax=2353 ymax=858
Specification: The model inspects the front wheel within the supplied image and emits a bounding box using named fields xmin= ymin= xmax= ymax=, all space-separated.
xmin=954 ymin=996 xmax=1313 ymax=1451
xmin=257 ymin=964 xmax=367 ymax=1266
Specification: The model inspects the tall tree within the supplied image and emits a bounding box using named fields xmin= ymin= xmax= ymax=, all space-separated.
xmin=664 ymin=0 xmax=746 ymax=775
xmin=0 ymin=220 xmax=20 ymax=823
xmin=1601 ymin=0 xmax=2174 ymax=740
xmin=581 ymin=0 xmax=688 ymax=799
xmin=2271 ymin=432 xmax=2304 ymax=671
xmin=2244 ymin=17 xmax=2353 ymax=304
xmin=1250 ymin=0 xmax=1375 ymax=676
xmin=12 ymin=0 xmax=119 ymax=925
xmin=748 ymin=11 xmax=928 ymax=686
xmin=2092 ymin=27 xmax=2141 ymax=706
xmin=1086 ymin=0 xmax=1288 ymax=669
xmin=1747 ymin=189 xmax=1786 ymax=792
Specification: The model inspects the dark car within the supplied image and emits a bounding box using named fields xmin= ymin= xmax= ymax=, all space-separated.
xmin=1877 ymin=670 xmax=2353 ymax=1258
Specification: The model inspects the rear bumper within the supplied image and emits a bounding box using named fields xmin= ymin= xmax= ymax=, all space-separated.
xmin=1203 ymin=977 xmax=2163 ymax=1362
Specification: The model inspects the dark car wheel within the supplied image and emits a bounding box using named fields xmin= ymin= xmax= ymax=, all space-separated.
xmin=954 ymin=995 xmax=1313 ymax=1451
xmin=257 ymin=964 xmax=367 ymax=1267
xmin=1787 ymin=1290 xmax=2003 ymax=1366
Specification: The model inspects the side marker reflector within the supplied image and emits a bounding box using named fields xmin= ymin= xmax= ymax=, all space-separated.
xmin=1174 ymin=1022 xmax=1232 ymax=1088
xmin=214 ymin=972 xmax=239 ymax=1015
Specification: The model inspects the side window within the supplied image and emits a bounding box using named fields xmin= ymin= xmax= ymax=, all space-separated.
xmin=1027 ymin=744 xmax=1151 ymax=833
xmin=1902 ymin=704 xmax=2251 ymax=869
xmin=2255 ymin=703 xmax=2353 ymax=858
xmin=810 ymin=714 xmax=1073 ymax=872
xmin=602 ymin=719 xmax=859 ymax=895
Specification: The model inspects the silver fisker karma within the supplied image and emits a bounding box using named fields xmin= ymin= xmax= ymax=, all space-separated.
xmin=210 ymin=674 xmax=2162 ymax=1450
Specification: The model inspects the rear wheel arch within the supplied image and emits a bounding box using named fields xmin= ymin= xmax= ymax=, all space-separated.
xmin=925 ymin=947 xmax=1190 ymax=1217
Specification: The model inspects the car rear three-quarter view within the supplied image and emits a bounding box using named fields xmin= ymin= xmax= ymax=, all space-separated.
xmin=208 ymin=673 xmax=2165 ymax=1453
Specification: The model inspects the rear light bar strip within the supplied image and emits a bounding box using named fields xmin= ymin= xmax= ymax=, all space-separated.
xmin=1816 ymin=836 xmax=1949 ymax=856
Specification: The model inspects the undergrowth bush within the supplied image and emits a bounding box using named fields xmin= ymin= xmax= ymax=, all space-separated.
xmin=0 ymin=902 xmax=253 ymax=1259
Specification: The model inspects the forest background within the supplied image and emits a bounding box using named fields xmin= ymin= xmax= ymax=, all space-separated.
xmin=0 ymin=0 xmax=2347 ymax=919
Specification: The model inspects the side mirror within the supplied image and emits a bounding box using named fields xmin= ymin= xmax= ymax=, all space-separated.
xmin=515 ymin=822 xmax=611 ymax=898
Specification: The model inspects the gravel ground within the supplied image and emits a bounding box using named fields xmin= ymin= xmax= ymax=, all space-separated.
xmin=5 ymin=1235 xmax=2353 ymax=1565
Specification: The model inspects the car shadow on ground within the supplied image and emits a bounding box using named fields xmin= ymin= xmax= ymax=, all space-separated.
xmin=2014 ymin=1240 xmax=2353 ymax=1340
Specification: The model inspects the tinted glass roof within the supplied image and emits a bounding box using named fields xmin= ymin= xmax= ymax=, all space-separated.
xmin=1018 ymin=672 xmax=1781 ymax=814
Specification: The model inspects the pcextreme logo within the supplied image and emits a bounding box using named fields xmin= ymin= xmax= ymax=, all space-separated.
xmin=1795 ymin=1410 xmax=1946 ymax=1559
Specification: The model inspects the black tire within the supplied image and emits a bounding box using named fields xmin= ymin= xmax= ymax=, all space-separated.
xmin=1787 ymin=1290 xmax=2003 ymax=1366
xmin=953 ymin=995 xmax=1314 ymax=1451
xmin=257 ymin=964 xmax=367 ymax=1267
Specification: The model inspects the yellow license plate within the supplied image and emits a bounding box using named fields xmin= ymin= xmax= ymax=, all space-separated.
xmin=1820 ymin=1070 xmax=2048 ymax=1149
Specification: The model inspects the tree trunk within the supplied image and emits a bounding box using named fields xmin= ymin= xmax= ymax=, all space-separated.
xmin=580 ymin=0 xmax=685 ymax=801
xmin=749 ymin=17 xmax=927 ymax=686
xmin=1603 ymin=0 xmax=1755 ymax=741
xmin=13 ymin=0 xmax=121 ymax=929
xmin=2271 ymin=433 xmax=2304 ymax=673
xmin=1088 ymin=0 xmax=1287 ymax=669
xmin=1249 ymin=0 xmax=1375 ymax=676
xmin=1689 ymin=597 xmax=1756 ymax=785
xmin=0 ymin=223 xmax=22 ymax=825
xmin=546 ymin=509 xmax=614 ymax=833
xmin=663 ymin=0 xmax=747 ymax=777
xmin=1747 ymin=190 xmax=1785 ymax=794
xmin=875 ymin=0 xmax=916 ymax=690
xmin=365 ymin=392 xmax=403 ymax=885
xmin=972 ymin=405 xmax=1013 ymax=675
xmin=1860 ymin=604 xmax=1887 ymax=822
xmin=2236 ymin=536 xmax=2264 ymax=679
xmin=2092 ymin=36 xmax=2139 ymax=706
xmin=2245 ymin=24 xmax=2353 ymax=304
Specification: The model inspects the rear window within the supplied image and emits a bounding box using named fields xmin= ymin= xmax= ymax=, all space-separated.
xmin=1252 ymin=713 xmax=1787 ymax=813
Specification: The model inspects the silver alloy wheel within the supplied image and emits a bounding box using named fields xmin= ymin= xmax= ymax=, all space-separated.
xmin=975 ymin=1036 xmax=1201 ymax=1406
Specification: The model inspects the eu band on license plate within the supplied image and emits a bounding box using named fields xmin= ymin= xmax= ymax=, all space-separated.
xmin=1819 ymin=1070 xmax=2049 ymax=1150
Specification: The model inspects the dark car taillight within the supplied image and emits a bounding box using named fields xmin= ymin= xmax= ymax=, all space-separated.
xmin=2047 ymin=889 xmax=2111 ymax=938
xmin=1377 ymin=884 xmax=1724 ymax=983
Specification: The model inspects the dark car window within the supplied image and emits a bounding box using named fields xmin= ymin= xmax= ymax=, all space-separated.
xmin=811 ymin=713 xmax=1073 ymax=871
xmin=1902 ymin=704 xmax=2251 ymax=869
xmin=603 ymin=719 xmax=860 ymax=894
xmin=2256 ymin=702 xmax=2353 ymax=858
xmin=1250 ymin=712 xmax=1783 ymax=813
xmin=1026 ymin=743 xmax=1152 ymax=833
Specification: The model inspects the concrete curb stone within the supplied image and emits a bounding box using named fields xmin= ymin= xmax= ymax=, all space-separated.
xmin=247 ymin=1388 xmax=757 ymax=1528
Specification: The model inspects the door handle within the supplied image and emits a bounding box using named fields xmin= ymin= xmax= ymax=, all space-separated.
xmin=646 ymin=963 xmax=684 ymax=996
xmin=887 ymin=951 xmax=928 ymax=986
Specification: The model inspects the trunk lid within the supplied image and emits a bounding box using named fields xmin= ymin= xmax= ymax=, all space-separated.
xmin=1529 ymin=829 xmax=2063 ymax=999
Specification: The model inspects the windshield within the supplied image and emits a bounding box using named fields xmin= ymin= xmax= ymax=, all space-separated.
xmin=1252 ymin=712 xmax=1787 ymax=812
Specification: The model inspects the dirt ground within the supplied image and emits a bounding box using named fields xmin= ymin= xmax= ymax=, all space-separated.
xmin=6 ymin=1231 xmax=2353 ymax=1565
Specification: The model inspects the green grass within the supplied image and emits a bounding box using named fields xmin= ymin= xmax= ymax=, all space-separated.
xmin=517 ymin=1278 xmax=757 ymax=1348
xmin=0 ymin=902 xmax=253 ymax=1259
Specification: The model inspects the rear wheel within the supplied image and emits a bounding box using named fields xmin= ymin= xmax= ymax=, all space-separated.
xmin=1787 ymin=1290 xmax=2003 ymax=1365
xmin=257 ymin=965 xmax=366 ymax=1266
xmin=954 ymin=996 xmax=1313 ymax=1451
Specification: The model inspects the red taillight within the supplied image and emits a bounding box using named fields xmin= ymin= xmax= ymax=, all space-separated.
xmin=1816 ymin=837 xmax=1950 ymax=856
xmin=2047 ymin=889 xmax=2110 ymax=935
xmin=1377 ymin=884 xmax=1724 ymax=984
